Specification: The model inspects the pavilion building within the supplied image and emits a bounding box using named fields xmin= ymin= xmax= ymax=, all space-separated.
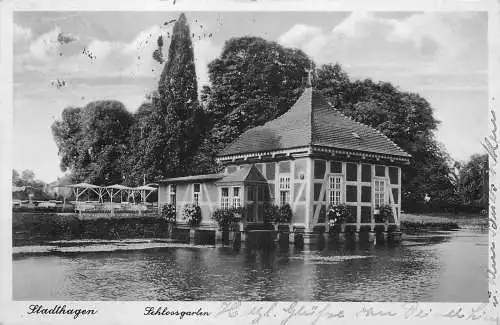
xmin=159 ymin=82 xmax=411 ymax=241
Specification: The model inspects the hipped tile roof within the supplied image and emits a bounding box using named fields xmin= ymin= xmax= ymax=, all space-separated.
xmin=159 ymin=173 xmax=224 ymax=183
xmin=219 ymin=87 xmax=410 ymax=159
xmin=216 ymin=165 xmax=267 ymax=184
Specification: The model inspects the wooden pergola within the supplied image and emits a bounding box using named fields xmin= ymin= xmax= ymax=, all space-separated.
xmin=134 ymin=185 xmax=157 ymax=204
xmin=67 ymin=183 xmax=104 ymax=203
xmin=105 ymin=184 xmax=133 ymax=203
xmin=61 ymin=182 xmax=158 ymax=212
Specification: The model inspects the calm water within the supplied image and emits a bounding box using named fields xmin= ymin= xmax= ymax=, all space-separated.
xmin=13 ymin=229 xmax=488 ymax=301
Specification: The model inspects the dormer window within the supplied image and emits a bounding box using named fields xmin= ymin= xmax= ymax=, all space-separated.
xmin=352 ymin=132 xmax=361 ymax=139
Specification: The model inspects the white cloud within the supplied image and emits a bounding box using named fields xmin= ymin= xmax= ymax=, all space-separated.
xmin=193 ymin=39 xmax=222 ymax=87
xmin=19 ymin=24 xmax=221 ymax=93
xmin=279 ymin=24 xmax=323 ymax=48
xmin=29 ymin=26 xmax=62 ymax=60
xmin=278 ymin=12 xmax=486 ymax=75
xmin=14 ymin=24 xmax=32 ymax=42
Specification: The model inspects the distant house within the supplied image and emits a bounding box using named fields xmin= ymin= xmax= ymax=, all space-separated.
xmin=45 ymin=176 xmax=73 ymax=199
xmin=159 ymin=83 xmax=410 ymax=232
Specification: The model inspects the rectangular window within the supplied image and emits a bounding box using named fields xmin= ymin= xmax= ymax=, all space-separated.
xmin=314 ymin=160 xmax=326 ymax=179
xmin=257 ymin=185 xmax=264 ymax=201
xmin=330 ymin=161 xmax=342 ymax=174
xmin=361 ymin=164 xmax=372 ymax=182
xmin=169 ymin=184 xmax=176 ymax=205
xmin=221 ymin=187 xmax=229 ymax=209
xmin=375 ymin=165 xmax=386 ymax=177
xmin=328 ymin=175 xmax=342 ymax=206
xmin=247 ymin=186 xmax=255 ymax=201
xmin=374 ymin=179 xmax=386 ymax=207
xmin=346 ymin=163 xmax=358 ymax=181
xmin=361 ymin=206 xmax=372 ymax=223
xmin=232 ymin=187 xmax=241 ymax=207
xmin=389 ymin=167 xmax=399 ymax=184
xmin=279 ymin=175 xmax=291 ymax=205
xmin=279 ymin=161 xmax=291 ymax=173
xmin=193 ymin=183 xmax=201 ymax=206
xmin=361 ymin=186 xmax=371 ymax=203
xmin=314 ymin=183 xmax=322 ymax=201
xmin=265 ymin=163 xmax=275 ymax=180
xmin=280 ymin=190 xmax=290 ymax=206
xmin=392 ymin=188 xmax=399 ymax=204
xmin=346 ymin=185 xmax=357 ymax=203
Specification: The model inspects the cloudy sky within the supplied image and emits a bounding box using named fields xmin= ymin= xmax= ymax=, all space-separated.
xmin=13 ymin=11 xmax=488 ymax=182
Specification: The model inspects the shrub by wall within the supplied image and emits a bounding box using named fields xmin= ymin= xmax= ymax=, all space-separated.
xmin=12 ymin=212 xmax=169 ymax=246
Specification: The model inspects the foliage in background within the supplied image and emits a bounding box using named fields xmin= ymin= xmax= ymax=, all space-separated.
xmin=160 ymin=203 xmax=176 ymax=224
xmin=182 ymin=204 xmax=202 ymax=227
xmin=12 ymin=169 xmax=52 ymax=201
xmin=457 ymin=154 xmax=488 ymax=206
xmin=313 ymin=64 xmax=457 ymax=211
xmin=48 ymin=15 xmax=489 ymax=213
xmin=192 ymin=36 xmax=310 ymax=173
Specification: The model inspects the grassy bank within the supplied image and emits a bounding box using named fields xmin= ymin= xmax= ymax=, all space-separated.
xmin=400 ymin=212 xmax=488 ymax=232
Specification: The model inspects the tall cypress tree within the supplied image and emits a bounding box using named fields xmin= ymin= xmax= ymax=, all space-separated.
xmin=124 ymin=13 xmax=204 ymax=184
xmin=158 ymin=13 xmax=204 ymax=177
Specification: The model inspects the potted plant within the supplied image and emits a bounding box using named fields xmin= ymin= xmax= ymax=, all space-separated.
xmin=278 ymin=204 xmax=293 ymax=224
xmin=263 ymin=203 xmax=280 ymax=224
xmin=160 ymin=203 xmax=176 ymax=236
xmin=231 ymin=206 xmax=243 ymax=222
xmin=182 ymin=204 xmax=202 ymax=228
xmin=328 ymin=204 xmax=351 ymax=232
xmin=378 ymin=204 xmax=394 ymax=231
xmin=212 ymin=208 xmax=235 ymax=231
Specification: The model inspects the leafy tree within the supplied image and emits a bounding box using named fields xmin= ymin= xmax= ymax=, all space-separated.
xmin=21 ymin=169 xmax=36 ymax=183
xmin=314 ymin=64 xmax=455 ymax=210
xmin=459 ymin=154 xmax=488 ymax=206
xmin=51 ymin=100 xmax=133 ymax=185
xmin=51 ymin=106 xmax=83 ymax=173
xmin=11 ymin=169 xmax=50 ymax=200
xmin=12 ymin=169 xmax=20 ymax=186
xmin=194 ymin=36 xmax=310 ymax=173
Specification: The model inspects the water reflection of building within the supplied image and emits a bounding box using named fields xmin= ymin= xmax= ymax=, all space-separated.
xmin=159 ymin=82 xmax=410 ymax=238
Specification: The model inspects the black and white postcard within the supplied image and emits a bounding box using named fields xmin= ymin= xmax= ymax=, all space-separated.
xmin=0 ymin=0 xmax=499 ymax=324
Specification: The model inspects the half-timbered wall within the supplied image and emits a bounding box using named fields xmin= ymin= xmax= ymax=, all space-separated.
xmin=309 ymin=158 xmax=401 ymax=230
xmin=225 ymin=158 xmax=310 ymax=225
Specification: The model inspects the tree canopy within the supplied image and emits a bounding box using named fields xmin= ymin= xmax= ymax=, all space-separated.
xmin=12 ymin=169 xmax=51 ymax=200
xmin=192 ymin=36 xmax=310 ymax=173
xmin=313 ymin=66 xmax=454 ymax=209
xmin=51 ymin=100 xmax=133 ymax=185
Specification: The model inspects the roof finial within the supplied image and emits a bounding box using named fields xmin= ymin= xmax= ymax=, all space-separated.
xmin=305 ymin=59 xmax=314 ymax=88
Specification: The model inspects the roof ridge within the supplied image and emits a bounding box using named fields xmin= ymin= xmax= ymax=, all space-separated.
xmin=308 ymin=88 xmax=314 ymax=146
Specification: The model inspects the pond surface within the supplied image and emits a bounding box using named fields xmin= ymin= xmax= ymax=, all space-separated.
xmin=13 ymin=229 xmax=488 ymax=301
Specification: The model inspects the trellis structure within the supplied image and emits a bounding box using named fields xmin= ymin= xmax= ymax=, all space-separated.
xmin=61 ymin=183 xmax=158 ymax=212
xmin=105 ymin=184 xmax=133 ymax=203
xmin=134 ymin=185 xmax=157 ymax=204
xmin=67 ymin=183 xmax=104 ymax=203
